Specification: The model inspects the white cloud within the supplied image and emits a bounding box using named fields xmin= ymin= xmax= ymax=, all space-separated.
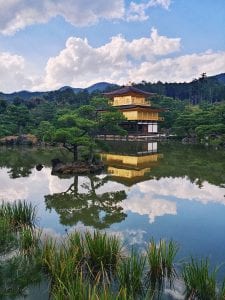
xmin=130 ymin=51 xmax=225 ymax=83
xmin=0 ymin=52 xmax=34 ymax=92
xmin=0 ymin=0 xmax=124 ymax=35
xmin=0 ymin=0 xmax=172 ymax=35
xmin=122 ymin=194 xmax=177 ymax=223
xmin=138 ymin=176 xmax=225 ymax=205
xmin=126 ymin=0 xmax=171 ymax=21
xmin=1 ymin=27 xmax=225 ymax=92
xmin=37 ymin=28 xmax=180 ymax=90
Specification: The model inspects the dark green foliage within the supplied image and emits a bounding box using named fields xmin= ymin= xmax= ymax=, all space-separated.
xmin=135 ymin=73 xmax=225 ymax=104
xmin=0 ymin=255 xmax=42 ymax=298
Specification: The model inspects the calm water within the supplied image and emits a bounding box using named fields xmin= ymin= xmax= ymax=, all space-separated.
xmin=0 ymin=142 xmax=225 ymax=298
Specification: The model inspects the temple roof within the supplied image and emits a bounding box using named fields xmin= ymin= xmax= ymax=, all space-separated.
xmin=97 ymin=104 xmax=164 ymax=112
xmin=103 ymin=86 xmax=155 ymax=97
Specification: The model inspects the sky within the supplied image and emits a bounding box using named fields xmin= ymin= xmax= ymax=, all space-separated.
xmin=0 ymin=0 xmax=224 ymax=93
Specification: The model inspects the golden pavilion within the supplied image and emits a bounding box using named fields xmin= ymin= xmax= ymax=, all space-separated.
xmin=103 ymin=85 xmax=164 ymax=135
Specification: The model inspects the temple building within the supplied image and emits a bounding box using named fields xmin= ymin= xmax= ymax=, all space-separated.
xmin=103 ymin=86 xmax=164 ymax=135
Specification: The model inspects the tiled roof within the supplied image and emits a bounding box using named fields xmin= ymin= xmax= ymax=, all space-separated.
xmin=103 ymin=86 xmax=155 ymax=97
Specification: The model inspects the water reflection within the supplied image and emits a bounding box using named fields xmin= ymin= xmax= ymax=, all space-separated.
xmin=0 ymin=143 xmax=225 ymax=260
xmin=45 ymin=175 xmax=127 ymax=229
xmin=101 ymin=141 xmax=163 ymax=186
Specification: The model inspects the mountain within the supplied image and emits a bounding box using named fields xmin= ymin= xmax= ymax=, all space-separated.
xmin=59 ymin=82 xmax=118 ymax=93
xmin=86 ymin=82 xmax=118 ymax=93
xmin=210 ymin=73 xmax=225 ymax=84
xmin=0 ymin=90 xmax=47 ymax=101
xmin=0 ymin=74 xmax=224 ymax=102
xmin=0 ymin=82 xmax=118 ymax=101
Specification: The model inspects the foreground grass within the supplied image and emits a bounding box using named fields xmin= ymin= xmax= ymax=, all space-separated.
xmin=1 ymin=201 xmax=225 ymax=299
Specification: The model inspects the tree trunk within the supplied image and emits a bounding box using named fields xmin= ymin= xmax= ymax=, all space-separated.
xmin=73 ymin=145 xmax=78 ymax=162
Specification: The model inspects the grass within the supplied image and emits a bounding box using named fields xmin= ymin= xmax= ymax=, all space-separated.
xmin=0 ymin=215 xmax=16 ymax=254
xmin=182 ymin=258 xmax=218 ymax=300
xmin=19 ymin=226 xmax=40 ymax=255
xmin=146 ymin=239 xmax=179 ymax=292
xmin=2 ymin=201 xmax=225 ymax=299
xmin=117 ymin=249 xmax=146 ymax=297
xmin=84 ymin=231 xmax=122 ymax=275
xmin=0 ymin=200 xmax=36 ymax=228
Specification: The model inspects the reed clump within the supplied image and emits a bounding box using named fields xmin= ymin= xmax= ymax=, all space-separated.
xmin=0 ymin=215 xmax=16 ymax=254
xmin=146 ymin=239 xmax=179 ymax=291
xmin=84 ymin=231 xmax=122 ymax=275
xmin=117 ymin=249 xmax=146 ymax=298
xmin=3 ymin=201 xmax=225 ymax=300
xmin=182 ymin=258 xmax=218 ymax=300
xmin=0 ymin=200 xmax=36 ymax=228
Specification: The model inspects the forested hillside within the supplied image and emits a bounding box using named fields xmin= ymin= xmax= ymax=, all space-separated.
xmin=0 ymin=73 xmax=224 ymax=147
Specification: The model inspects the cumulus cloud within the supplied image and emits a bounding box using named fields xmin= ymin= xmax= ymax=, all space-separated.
xmin=126 ymin=0 xmax=171 ymax=21
xmin=138 ymin=176 xmax=225 ymax=205
xmin=1 ymin=27 xmax=225 ymax=92
xmin=0 ymin=51 xmax=34 ymax=92
xmin=37 ymin=28 xmax=180 ymax=90
xmin=0 ymin=0 xmax=172 ymax=35
xmin=122 ymin=194 xmax=177 ymax=223
xmin=0 ymin=0 xmax=124 ymax=35
xmin=130 ymin=50 xmax=225 ymax=83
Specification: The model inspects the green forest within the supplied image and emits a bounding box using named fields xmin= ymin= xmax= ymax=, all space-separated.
xmin=0 ymin=73 xmax=225 ymax=151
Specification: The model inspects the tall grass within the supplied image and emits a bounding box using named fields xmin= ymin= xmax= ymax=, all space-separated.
xmin=146 ymin=239 xmax=178 ymax=291
xmin=85 ymin=231 xmax=122 ymax=275
xmin=52 ymin=272 xmax=128 ymax=300
xmin=19 ymin=226 xmax=40 ymax=255
xmin=0 ymin=215 xmax=16 ymax=254
xmin=117 ymin=249 xmax=146 ymax=297
xmin=182 ymin=258 xmax=218 ymax=300
xmin=0 ymin=200 xmax=36 ymax=228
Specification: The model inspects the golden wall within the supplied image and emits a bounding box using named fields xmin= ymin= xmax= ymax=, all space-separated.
xmin=102 ymin=153 xmax=159 ymax=166
xmin=112 ymin=96 xmax=150 ymax=106
xmin=122 ymin=110 xmax=159 ymax=121
xmin=108 ymin=166 xmax=150 ymax=178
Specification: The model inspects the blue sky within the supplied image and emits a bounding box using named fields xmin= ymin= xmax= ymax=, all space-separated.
xmin=0 ymin=0 xmax=224 ymax=92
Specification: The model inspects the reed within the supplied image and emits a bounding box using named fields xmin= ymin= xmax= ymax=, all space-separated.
xmin=117 ymin=249 xmax=146 ymax=297
xmin=146 ymin=239 xmax=178 ymax=291
xmin=0 ymin=200 xmax=36 ymax=228
xmin=182 ymin=258 xmax=217 ymax=300
xmin=19 ymin=226 xmax=40 ymax=255
xmin=0 ymin=215 xmax=16 ymax=253
xmin=52 ymin=272 xmax=128 ymax=300
xmin=84 ymin=231 xmax=122 ymax=275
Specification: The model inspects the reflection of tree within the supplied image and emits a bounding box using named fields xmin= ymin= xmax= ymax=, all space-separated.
xmin=0 ymin=147 xmax=72 ymax=178
xmin=45 ymin=175 xmax=127 ymax=229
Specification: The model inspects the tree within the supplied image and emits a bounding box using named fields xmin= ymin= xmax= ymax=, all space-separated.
xmin=45 ymin=175 xmax=127 ymax=229
xmin=54 ymin=112 xmax=97 ymax=161
xmin=54 ymin=101 xmax=126 ymax=162
xmin=36 ymin=121 xmax=55 ymax=143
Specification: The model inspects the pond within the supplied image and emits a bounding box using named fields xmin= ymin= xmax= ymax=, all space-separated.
xmin=0 ymin=142 xmax=225 ymax=298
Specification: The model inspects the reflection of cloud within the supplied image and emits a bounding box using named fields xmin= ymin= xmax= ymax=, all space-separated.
xmin=122 ymin=194 xmax=177 ymax=223
xmin=0 ymin=168 xmax=29 ymax=201
xmin=138 ymin=176 xmax=225 ymax=205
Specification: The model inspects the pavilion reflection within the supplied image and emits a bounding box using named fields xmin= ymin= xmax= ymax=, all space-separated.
xmin=101 ymin=141 xmax=163 ymax=186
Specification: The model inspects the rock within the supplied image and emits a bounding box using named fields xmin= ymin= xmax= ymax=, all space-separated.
xmin=0 ymin=134 xmax=38 ymax=145
xmin=51 ymin=159 xmax=104 ymax=175
xmin=36 ymin=164 xmax=44 ymax=171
